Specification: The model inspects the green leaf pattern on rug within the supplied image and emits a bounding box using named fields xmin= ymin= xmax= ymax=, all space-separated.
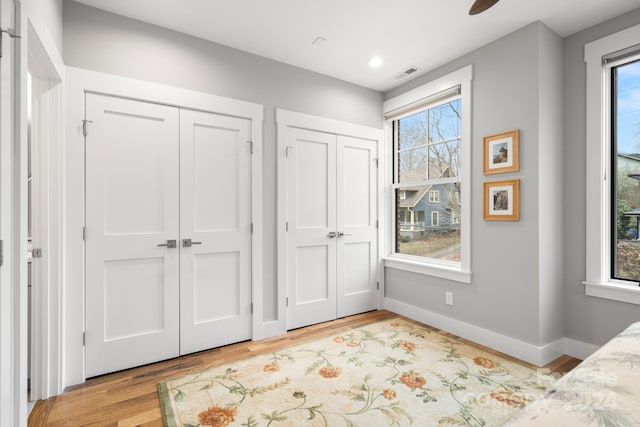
xmin=159 ymin=320 xmax=555 ymax=426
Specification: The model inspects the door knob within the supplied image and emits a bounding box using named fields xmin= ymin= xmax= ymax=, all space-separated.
xmin=327 ymin=232 xmax=337 ymax=238
xmin=182 ymin=238 xmax=203 ymax=248
xmin=337 ymin=232 xmax=353 ymax=238
xmin=157 ymin=239 xmax=177 ymax=248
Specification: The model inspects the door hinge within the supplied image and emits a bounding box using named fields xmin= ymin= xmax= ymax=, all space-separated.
xmin=376 ymin=220 xmax=379 ymax=229
xmin=82 ymin=226 xmax=87 ymax=241
xmin=82 ymin=119 xmax=93 ymax=137
xmin=374 ymin=158 xmax=379 ymax=168
xmin=0 ymin=28 xmax=21 ymax=59
xmin=285 ymin=146 xmax=293 ymax=157
xmin=251 ymin=302 xmax=254 ymax=314
xmin=82 ymin=332 xmax=86 ymax=346
xmin=377 ymin=281 xmax=380 ymax=290
xmin=286 ymin=297 xmax=289 ymax=307
xmin=285 ymin=222 xmax=289 ymax=232
xmin=0 ymin=239 xmax=3 ymax=267
xmin=251 ymin=223 xmax=254 ymax=234
xmin=247 ymin=140 xmax=254 ymax=154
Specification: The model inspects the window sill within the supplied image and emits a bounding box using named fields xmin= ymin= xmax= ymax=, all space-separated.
xmin=384 ymin=256 xmax=472 ymax=284
xmin=584 ymin=279 xmax=640 ymax=305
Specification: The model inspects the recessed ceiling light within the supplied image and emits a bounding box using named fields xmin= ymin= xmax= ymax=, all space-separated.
xmin=368 ymin=56 xmax=383 ymax=68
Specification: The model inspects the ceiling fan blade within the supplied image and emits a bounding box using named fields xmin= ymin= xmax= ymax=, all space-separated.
xmin=469 ymin=0 xmax=500 ymax=15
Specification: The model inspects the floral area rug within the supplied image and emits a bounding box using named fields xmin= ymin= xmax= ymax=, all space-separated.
xmin=158 ymin=319 xmax=556 ymax=427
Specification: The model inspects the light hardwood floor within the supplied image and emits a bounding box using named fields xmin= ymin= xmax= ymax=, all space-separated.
xmin=28 ymin=310 xmax=582 ymax=426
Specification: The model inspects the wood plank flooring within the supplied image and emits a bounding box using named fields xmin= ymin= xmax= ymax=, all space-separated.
xmin=28 ymin=310 xmax=582 ymax=426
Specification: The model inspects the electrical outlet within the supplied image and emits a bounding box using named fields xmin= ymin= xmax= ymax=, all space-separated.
xmin=445 ymin=292 xmax=454 ymax=306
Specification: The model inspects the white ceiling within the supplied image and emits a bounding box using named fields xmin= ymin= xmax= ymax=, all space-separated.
xmin=72 ymin=0 xmax=640 ymax=92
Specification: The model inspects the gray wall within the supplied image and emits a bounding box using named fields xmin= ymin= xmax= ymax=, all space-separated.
xmin=28 ymin=0 xmax=64 ymax=56
xmin=563 ymin=9 xmax=640 ymax=346
xmin=63 ymin=0 xmax=383 ymax=322
xmin=384 ymin=22 xmax=565 ymax=347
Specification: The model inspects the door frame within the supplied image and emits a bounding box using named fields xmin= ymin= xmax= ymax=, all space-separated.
xmin=64 ymin=67 xmax=264 ymax=387
xmin=27 ymin=19 xmax=64 ymax=400
xmin=276 ymin=109 xmax=383 ymax=335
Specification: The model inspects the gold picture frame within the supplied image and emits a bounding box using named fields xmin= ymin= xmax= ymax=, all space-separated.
xmin=483 ymin=179 xmax=520 ymax=221
xmin=483 ymin=129 xmax=519 ymax=175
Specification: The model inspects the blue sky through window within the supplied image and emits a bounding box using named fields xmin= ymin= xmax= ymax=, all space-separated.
xmin=617 ymin=60 xmax=640 ymax=154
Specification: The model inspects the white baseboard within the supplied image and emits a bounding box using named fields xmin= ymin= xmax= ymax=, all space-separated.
xmin=384 ymin=298 xmax=598 ymax=367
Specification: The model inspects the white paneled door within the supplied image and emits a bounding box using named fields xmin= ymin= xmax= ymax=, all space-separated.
xmin=286 ymin=128 xmax=377 ymax=330
xmin=85 ymin=94 xmax=252 ymax=377
xmin=179 ymin=110 xmax=252 ymax=355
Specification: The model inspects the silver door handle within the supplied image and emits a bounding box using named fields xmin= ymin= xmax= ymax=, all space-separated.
xmin=327 ymin=232 xmax=337 ymax=238
xmin=157 ymin=239 xmax=177 ymax=248
xmin=338 ymin=232 xmax=353 ymax=238
xmin=182 ymin=238 xmax=203 ymax=248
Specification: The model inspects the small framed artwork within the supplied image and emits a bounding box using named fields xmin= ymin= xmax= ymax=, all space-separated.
xmin=483 ymin=129 xmax=519 ymax=175
xmin=484 ymin=179 xmax=520 ymax=221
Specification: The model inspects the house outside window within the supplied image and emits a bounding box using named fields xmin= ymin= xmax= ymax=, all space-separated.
xmin=383 ymin=66 xmax=472 ymax=284
xmin=585 ymin=24 xmax=640 ymax=305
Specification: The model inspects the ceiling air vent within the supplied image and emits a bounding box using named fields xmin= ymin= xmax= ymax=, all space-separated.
xmin=395 ymin=66 xmax=419 ymax=79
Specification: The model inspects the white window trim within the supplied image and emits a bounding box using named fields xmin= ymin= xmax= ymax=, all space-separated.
xmin=382 ymin=65 xmax=472 ymax=284
xmin=431 ymin=211 xmax=439 ymax=226
xmin=429 ymin=190 xmax=440 ymax=203
xmin=584 ymin=23 xmax=640 ymax=305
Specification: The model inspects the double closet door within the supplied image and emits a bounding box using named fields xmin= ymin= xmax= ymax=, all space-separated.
xmin=286 ymin=127 xmax=378 ymax=330
xmin=84 ymin=94 xmax=252 ymax=378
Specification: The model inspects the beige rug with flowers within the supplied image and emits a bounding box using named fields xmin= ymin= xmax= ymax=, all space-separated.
xmin=158 ymin=319 xmax=556 ymax=427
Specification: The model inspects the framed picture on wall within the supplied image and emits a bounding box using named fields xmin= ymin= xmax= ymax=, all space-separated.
xmin=483 ymin=179 xmax=520 ymax=221
xmin=483 ymin=129 xmax=519 ymax=174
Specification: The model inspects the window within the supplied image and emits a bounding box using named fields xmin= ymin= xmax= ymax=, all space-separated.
xmin=383 ymin=66 xmax=472 ymax=283
xmin=431 ymin=211 xmax=439 ymax=227
xmin=611 ymin=58 xmax=640 ymax=282
xmin=585 ymin=24 xmax=640 ymax=305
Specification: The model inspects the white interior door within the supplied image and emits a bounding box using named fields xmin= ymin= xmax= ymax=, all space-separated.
xmin=337 ymin=136 xmax=378 ymax=317
xmin=286 ymin=127 xmax=337 ymax=330
xmin=85 ymin=94 xmax=180 ymax=378
xmin=179 ymin=109 xmax=252 ymax=355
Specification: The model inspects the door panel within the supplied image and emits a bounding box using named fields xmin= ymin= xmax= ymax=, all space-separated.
xmin=179 ymin=109 xmax=252 ymax=355
xmin=287 ymin=128 xmax=337 ymax=330
xmin=337 ymin=136 xmax=378 ymax=318
xmin=85 ymin=94 xmax=180 ymax=378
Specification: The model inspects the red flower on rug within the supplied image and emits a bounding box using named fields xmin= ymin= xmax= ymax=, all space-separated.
xmin=333 ymin=336 xmax=345 ymax=343
xmin=399 ymin=372 xmax=426 ymax=389
xmin=263 ymin=363 xmax=280 ymax=373
xmin=319 ymin=366 xmax=342 ymax=378
xmin=473 ymin=357 xmax=495 ymax=369
xmin=383 ymin=388 xmax=397 ymax=400
xmin=198 ymin=405 xmax=237 ymax=427
xmin=490 ymin=390 xmax=526 ymax=407
xmin=347 ymin=341 xmax=360 ymax=347
xmin=396 ymin=340 xmax=416 ymax=352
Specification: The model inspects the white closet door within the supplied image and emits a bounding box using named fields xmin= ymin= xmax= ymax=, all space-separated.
xmin=336 ymin=136 xmax=378 ymax=318
xmin=179 ymin=110 xmax=252 ymax=355
xmin=85 ymin=94 xmax=180 ymax=378
xmin=286 ymin=128 xmax=337 ymax=330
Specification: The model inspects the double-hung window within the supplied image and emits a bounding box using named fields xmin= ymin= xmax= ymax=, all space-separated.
xmin=383 ymin=66 xmax=472 ymax=283
xmin=585 ymin=24 xmax=640 ymax=304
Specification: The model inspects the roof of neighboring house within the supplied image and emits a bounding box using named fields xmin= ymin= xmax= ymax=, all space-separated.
xmin=399 ymin=187 xmax=429 ymax=208
xmin=619 ymin=153 xmax=640 ymax=161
